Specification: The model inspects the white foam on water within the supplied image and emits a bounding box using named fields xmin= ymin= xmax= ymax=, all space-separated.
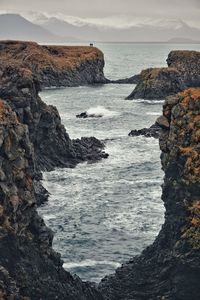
xmin=146 ymin=112 xmax=161 ymax=116
xmin=86 ymin=106 xmax=119 ymax=118
xmin=130 ymin=99 xmax=165 ymax=104
xmin=63 ymin=259 xmax=121 ymax=269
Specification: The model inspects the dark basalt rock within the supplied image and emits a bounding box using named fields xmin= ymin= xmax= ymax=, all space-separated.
xmin=0 ymin=64 xmax=108 ymax=173
xmin=109 ymin=74 xmax=141 ymax=84
xmin=76 ymin=111 xmax=103 ymax=118
xmin=128 ymin=115 xmax=169 ymax=139
xmin=127 ymin=50 xmax=200 ymax=100
xmin=128 ymin=123 xmax=161 ymax=138
xmin=0 ymin=100 xmax=103 ymax=300
xmin=126 ymin=67 xmax=184 ymax=100
xmin=99 ymin=88 xmax=200 ymax=299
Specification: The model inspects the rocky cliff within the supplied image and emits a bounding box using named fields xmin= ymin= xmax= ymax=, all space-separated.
xmin=127 ymin=50 xmax=200 ymax=100
xmin=0 ymin=100 xmax=104 ymax=300
xmin=99 ymin=88 xmax=200 ymax=299
xmin=0 ymin=55 xmax=108 ymax=174
xmin=0 ymin=40 xmax=107 ymax=88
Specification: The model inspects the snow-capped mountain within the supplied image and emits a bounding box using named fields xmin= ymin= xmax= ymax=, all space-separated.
xmin=0 ymin=12 xmax=200 ymax=43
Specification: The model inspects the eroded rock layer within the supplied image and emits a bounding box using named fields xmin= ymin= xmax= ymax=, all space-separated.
xmin=99 ymin=88 xmax=200 ymax=300
xmin=0 ymin=53 xmax=108 ymax=173
xmin=127 ymin=50 xmax=200 ymax=100
xmin=0 ymin=40 xmax=107 ymax=87
xmin=0 ymin=100 xmax=103 ymax=299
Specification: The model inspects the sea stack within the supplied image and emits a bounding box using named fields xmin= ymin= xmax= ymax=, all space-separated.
xmin=126 ymin=50 xmax=200 ymax=100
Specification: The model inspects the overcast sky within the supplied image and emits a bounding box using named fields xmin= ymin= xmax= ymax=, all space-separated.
xmin=1 ymin=0 xmax=200 ymax=27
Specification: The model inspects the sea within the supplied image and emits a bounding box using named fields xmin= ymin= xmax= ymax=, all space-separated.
xmin=38 ymin=43 xmax=200 ymax=283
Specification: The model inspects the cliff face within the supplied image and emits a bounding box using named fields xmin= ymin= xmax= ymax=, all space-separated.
xmin=0 ymin=59 xmax=108 ymax=174
xmin=167 ymin=51 xmax=200 ymax=88
xmin=99 ymin=88 xmax=200 ymax=299
xmin=0 ymin=40 xmax=107 ymax=88
xmin=127 ymin=50 xmax=200 ymax=100
xmin=0 ymin=100 xmax=104 ymax=299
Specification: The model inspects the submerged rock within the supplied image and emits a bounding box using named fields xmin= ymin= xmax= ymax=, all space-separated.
xmin=127 ymin=50 xmax=200 ymax=100
xmin=99 ymin=88 xmax=200 ymax=299
xmin=76 ymin=111 xmax=103 ymax=118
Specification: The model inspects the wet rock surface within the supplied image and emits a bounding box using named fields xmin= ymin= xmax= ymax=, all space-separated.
xmin=0 ymin=100 xmax=103 ymax=300
xmin=0 ymin=60 xmax=108 ymax=173
xmin=128 ymin=115 xmax=169 ymax=139
xmin=76 ymin=111 xmax=103 ymax=118
xmin=128 ymin=123 xmax=161 ymax=138
xmin=127 ymin=50 xmax=200 ymax=100
xmin=99 ymin=88 xmax=200 ymax=299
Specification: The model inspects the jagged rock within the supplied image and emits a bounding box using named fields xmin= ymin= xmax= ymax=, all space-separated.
xmin=128 ymin=123 xmax=161 ymax=138
xmin=76 ymin=111 xmax=103 ymax=118
xmin=99 ymin=88 xmax=200 ymax=299
xmin=0 ymin=57 xmax=108 ymax=173
xmin=127 ymin=50 xmax=200 ymax=100
xmin=0 ymin=100 xmax=103 ymax=300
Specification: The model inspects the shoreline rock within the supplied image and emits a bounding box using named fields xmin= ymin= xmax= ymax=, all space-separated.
xmin=0 ymin=60 xmax=108 ymax=174
xmin=99 ymin=88 xmax=200 ymax=299
xmin=0 ymin=100 xmax=103 ymax=300
xmin=128 ymin=115 xmax=169 ymax=139
xmin=128 ymin=123 xmax=161 ymax=138
xmin=126 ymin=50 xmax=200 ymax=100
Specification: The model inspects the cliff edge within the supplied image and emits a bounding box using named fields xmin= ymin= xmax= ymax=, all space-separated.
xmin=0 ymin=47 xmax=108 ymax=174
xmin=0 ymin=40 xmax=107 ymax=88
xmin=99 ymin=88 xmax=200 ymax=299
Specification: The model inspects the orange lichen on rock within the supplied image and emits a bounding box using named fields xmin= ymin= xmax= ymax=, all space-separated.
xmin=178 ymin=88 xmax=200 ymax=108
xmin=0 ymin=41 xmax=104 ymax=72
xmin=182 ymin=201 xmax=200 ymax=249
xmin=0 ymin=99 xmax=19 ymax=124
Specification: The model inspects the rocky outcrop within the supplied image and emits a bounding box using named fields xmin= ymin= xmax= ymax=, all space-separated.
xmin=127 ymin=50 xmax=200 ymax=100
xmin=167 ymin=51 xmax=200 ymax=88
xmin=76 ymin=111 xmax=103 ymax=118
xmin=128 ymin=115 xmax=170 ymax=138
xmin=126 ymin=67 xmax=184 ymax=100
xmin=0 ymin=62 xmax=108 ymax=173
xmin=0 ymin=100 xmax=103 ymax=299
xmin=99 ymin=88 xmax=200 ymax=299
xmin=128 ymin=123 xmax=161 ymax=138
xmin=0 ymin=40 xmax=107 ymax=88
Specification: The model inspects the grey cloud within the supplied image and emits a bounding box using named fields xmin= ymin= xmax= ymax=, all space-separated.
xmin=0 ymin=0 xmax=199 ymax=19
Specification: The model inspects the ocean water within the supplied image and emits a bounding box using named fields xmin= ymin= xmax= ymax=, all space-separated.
xmin=38 ymin=43 xmax=200 ymax=283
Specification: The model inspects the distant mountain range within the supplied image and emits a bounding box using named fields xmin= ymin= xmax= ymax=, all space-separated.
xmin=0 ymin=13 xmax=200 ymax=43
xmin=0 ymin=14 xmax=80 ymax=42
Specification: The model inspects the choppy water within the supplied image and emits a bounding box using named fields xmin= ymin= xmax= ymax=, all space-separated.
xmin=38 ymin=43 xmax=200 ymax=283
